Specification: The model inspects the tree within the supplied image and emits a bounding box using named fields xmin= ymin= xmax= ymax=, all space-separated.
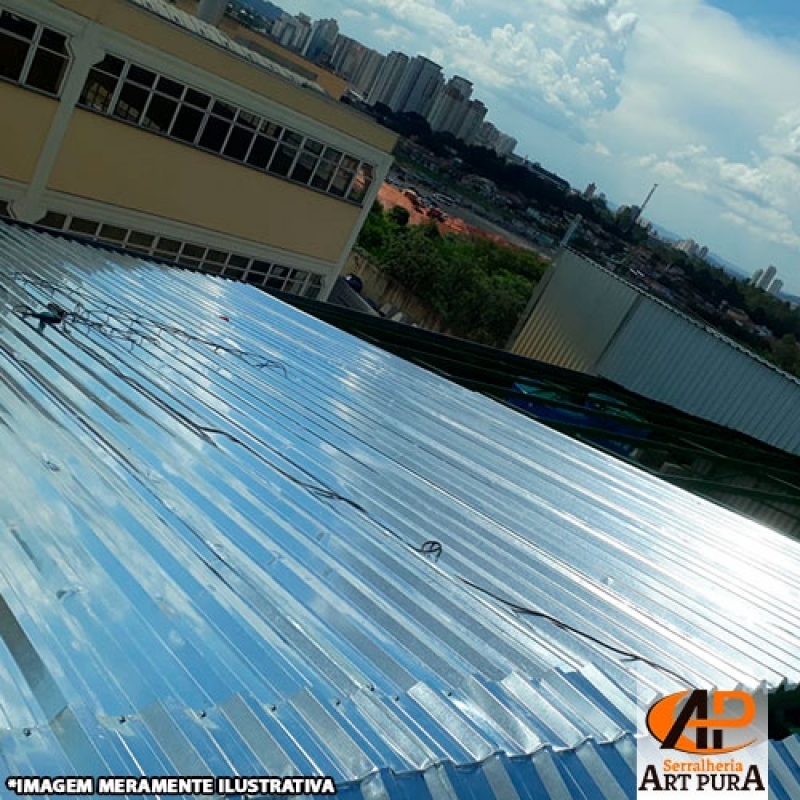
xmin=388 ymin=205 xmax=410 ymax=227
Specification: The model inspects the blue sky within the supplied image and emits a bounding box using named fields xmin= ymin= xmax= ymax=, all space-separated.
xmin=276 ymin=0 xmax=800 ymax=293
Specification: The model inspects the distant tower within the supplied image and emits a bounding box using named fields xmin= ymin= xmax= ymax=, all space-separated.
xmin=583 ymin=182 xmax=597 ymax=200
xmin=758 ymin=265 xmax=777 ymax=290
xmin=752 ymin=268 xmax=764 ymax=286
xmin=769 ymin=279 xmax=784 ymax=297
xmin=631 ymin=183 xmax=658 ymax=226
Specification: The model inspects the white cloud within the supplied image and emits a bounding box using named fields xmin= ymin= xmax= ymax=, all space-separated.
xmin=280 ymin=0 xmax=800 ymax=286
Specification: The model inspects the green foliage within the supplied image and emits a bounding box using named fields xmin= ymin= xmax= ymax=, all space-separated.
xmin=356 ymin=205 xmax=548 ymax=347
xmin=388 ymin=205 xmax=410 ymax=227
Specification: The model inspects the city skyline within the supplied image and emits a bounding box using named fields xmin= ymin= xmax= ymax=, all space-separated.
xmin=271 ymin=0 xmax=800 ymax=294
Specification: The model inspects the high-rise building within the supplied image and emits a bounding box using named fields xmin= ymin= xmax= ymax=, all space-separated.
xmin=758 ymin=265 xmax=777 ymax=290
xmin=303 ymin=18 xmax=339 ymax=64
xmin=271 ymin=13 xmax=312 ymax=53
xmin=769 ymin=279 xmax=784 ymax=297
xmin=427 ymin=76 xmax=473 ymax=135
xmin=0 ymin=0 xmax=396 ymax=301
xmin=583 ymin=183 xmax=597 ymax=200
xmin=495 ymin=132 xmax=517 ymax=158
xmin=456 ymin=99 xmax=487 ymax=144
xmin=351 ymin=49 xmax=384 ymax=98
xmin=368 ymin=51 xmax=408 ymax=107
xmin=330 ymin=35 xmax=364 ymax=80
xmin=751 ymin=268 xmax=764 ymax=286
xmin=389 ymin=55 xmax=442 ymax=116
xmin=473 ymin=121 xmax=500 ymax=150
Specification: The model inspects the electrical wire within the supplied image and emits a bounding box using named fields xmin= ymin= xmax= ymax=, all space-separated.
xmin=7 ymin=273 xmax=287 ymax=375
xmin=5 ymin=272 xmax=692 ymax=689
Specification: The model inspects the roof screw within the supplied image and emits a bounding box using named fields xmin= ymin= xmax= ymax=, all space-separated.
xmin=270 ymin=704 xmax=277 ymax=712
xmin=119 ymin=715 xmax=126 ymax=724
xmin=23 ymin=728 xmax=31 ymax=737
xmin=334 ymin=699 xmax=341 ymax=706
xmin=199 ymin=710 xmax=207 ymax=718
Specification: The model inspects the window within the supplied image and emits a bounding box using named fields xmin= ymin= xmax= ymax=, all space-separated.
xmin=143 ymin=93 xmax=178 ymax=133
xmin=198 ymin=113 xmax=231 ymax=153
xmin=310 ymin=147 xmax=342 ymax=192
xmin=171 ymin=104 xmax=204 ymax=143
xmin=247 ymin=121 xmax=282 ymax=169
xmin=68 ymin=217 xmax=100 ymax=236
xmin=154 ymin=236 xmax=181 ymax=257
xmin=223 ymin=254 xmax=249 ymax=279
xmin=114 ymin=81 xmax=149 ymax=123
xmin=304 ymin=275 xmax=324 ymax=299
xmin=75 ymin=54 xmax=376 ymax=204
xmin=290 ymin=139 xmax=323 ymax=184
xmin=80 ymin=55 xmax=123 ymax=113
xmin=36 ymin=211 xmax=65 ymax=228
xmin=268 ymin=131 xmax=302 ymax=177
xmin=205 ymin=249 xmax=228 ymax=266
xmin=223 ymin=110 xmax=258 ymax=161
xmin=264 ymin=265 xmax=289 ymax=291
xmin=0 ymin=11 xmax=70 ymax=96
xmin=26 ymin=28 xmax=69 ymax=94
xmin=98 ymin=224 xmax=127 ymax=243
xmin=127 ymin=231 xmax=154 ymax=249
xmin=329 ymin=155 xmax=359 ymax=198
xmin=348 ymin=163 xmax=374 ymax=204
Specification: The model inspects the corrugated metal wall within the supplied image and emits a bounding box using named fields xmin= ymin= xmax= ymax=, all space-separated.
xmin=596 ymin=300 xmax=800 ymax=455
xmin=513 ymin=251 xmax=800 ymax=457
xmin=511 ymin=250 xmax=639 ymax=373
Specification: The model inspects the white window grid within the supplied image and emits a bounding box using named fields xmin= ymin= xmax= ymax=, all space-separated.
xmin=35 ymin=211 xmax=324 ymax=298
xmin=78 ymin=55 xmax=375 ymax=205
xmin=0 ymin=8 xmax=71 ymax=97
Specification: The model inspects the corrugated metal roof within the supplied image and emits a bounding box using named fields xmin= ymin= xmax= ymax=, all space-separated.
xmin=126 ymin=0 xmax=327 ymax=95
xmin=1 ymin=222 xmax=799 ymax=796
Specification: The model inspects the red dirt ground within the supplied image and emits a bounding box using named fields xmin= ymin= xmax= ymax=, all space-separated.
xmin=377 ymin=183 xmax=515 ymax=247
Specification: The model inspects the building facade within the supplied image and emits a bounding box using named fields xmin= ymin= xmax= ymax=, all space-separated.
xmin=426 ymin=76 xmax=472 ymax=136
xmin=350 ymin=48 xmax=384 ymax=99
xmin=0 ymin=0 xmax=396 ymax=300
xmin=456 ymin=99 xmax=487 ymax=144
xmin=388 ymin=55 xmax=442 ymax=116
xmin=759 ymin=265 xmax=778 ymax=290
xmin=302 ymin=18 xmax=338 ymax=64
xmin=368 ymin=50 xmax=408 ymax=107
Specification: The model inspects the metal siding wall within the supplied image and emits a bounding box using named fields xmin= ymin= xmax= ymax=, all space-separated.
xmin=595 ymin=300 xmax=800 ymax=456
xmin=512 ymin=250 xmax=639 ymax=373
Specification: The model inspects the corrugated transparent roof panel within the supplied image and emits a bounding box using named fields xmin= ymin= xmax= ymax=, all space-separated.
xmin=1 ymin=222 xmax=799 ymax=795
xmin=126 ymin=0 xmax=326 ymax=94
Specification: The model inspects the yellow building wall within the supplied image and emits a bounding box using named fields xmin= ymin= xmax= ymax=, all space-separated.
xmin=53 ymin=0 xmax=395 ymax=152
xmin=0 ymin=83 xmax=58 ymax=184
xmin=49 ymin=111 xmax=362 ymax=262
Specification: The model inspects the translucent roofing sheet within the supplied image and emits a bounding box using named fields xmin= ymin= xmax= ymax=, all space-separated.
xmin=126 ymin=0 xmax=327 ymax=94
xmin=1 ymin=223 xmax=799 ymax=796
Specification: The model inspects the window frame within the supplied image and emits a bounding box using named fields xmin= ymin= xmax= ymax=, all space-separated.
xmin=0 ymin=10 xmax=71 ymax=97
xmin=75 ymin=55 xmax=377 ymax=205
